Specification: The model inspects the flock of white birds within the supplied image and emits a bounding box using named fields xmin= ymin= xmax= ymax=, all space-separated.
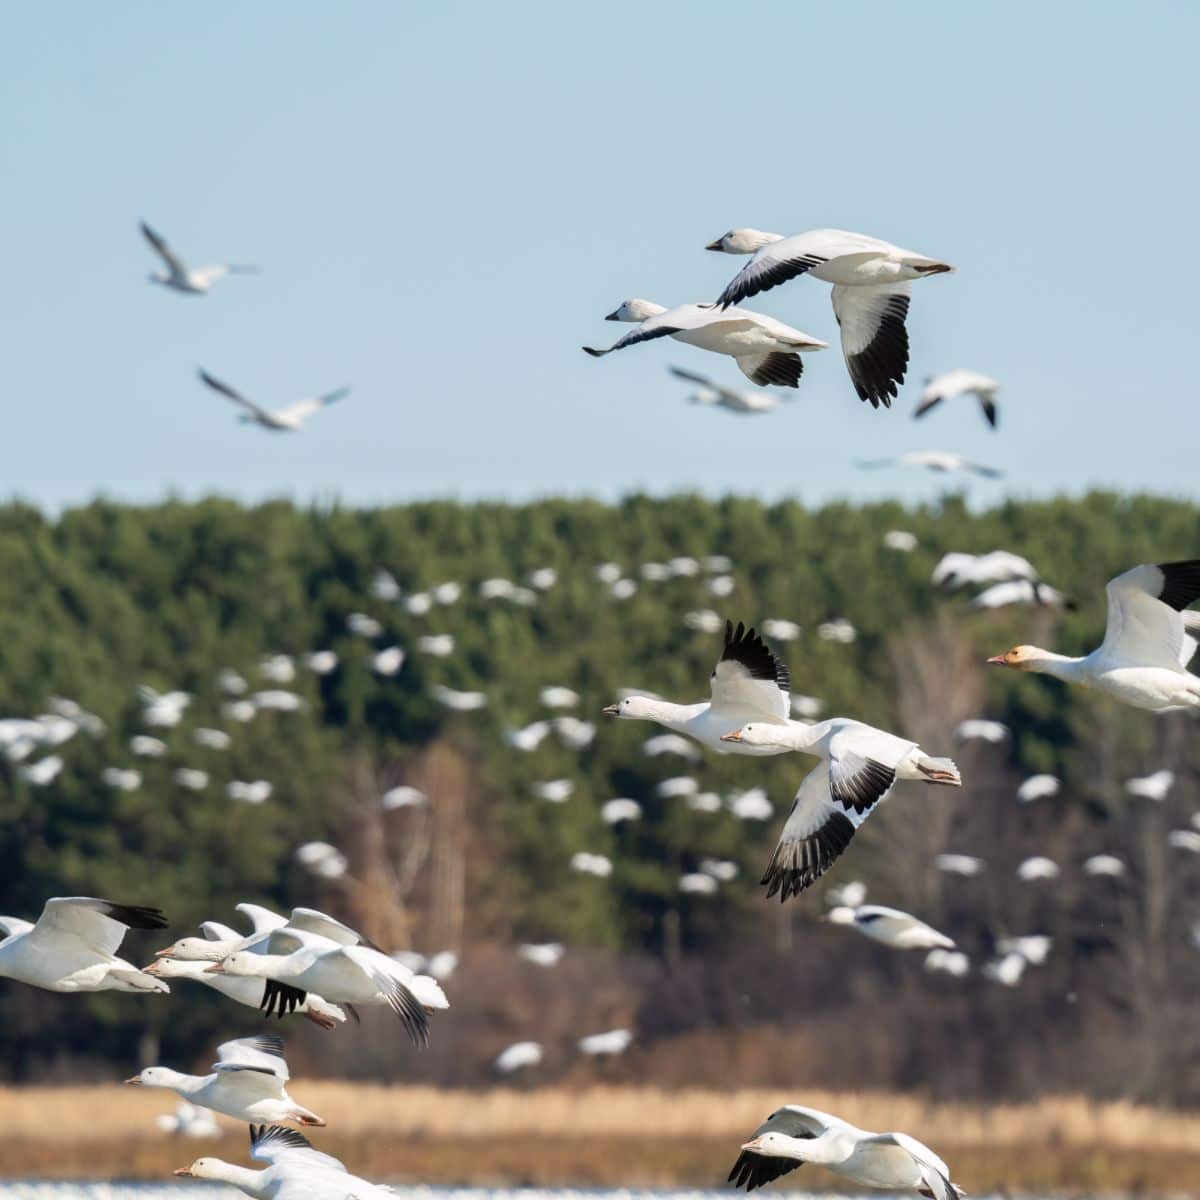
xmin=1 ymin=220 xmax=1197 ymax=1199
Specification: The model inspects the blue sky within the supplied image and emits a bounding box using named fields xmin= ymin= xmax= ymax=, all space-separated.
xmin=3 ymin=2 xmax=1197 ymax=511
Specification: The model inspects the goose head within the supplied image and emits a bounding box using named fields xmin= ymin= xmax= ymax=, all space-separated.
xmin=987 ymin=645 xmax=1047 ymax=671
xmin=705 ymin=228 xmax=784 ymax=254
xmin=720 ymin=721 xmax=787 ymax=748
xmin=602 ymin=695 xmax=662 ymax=719
xmin=605 ymin=299 xmax=666 ymax=323
xmin=157 ymin=936 xmax=226 ymax=962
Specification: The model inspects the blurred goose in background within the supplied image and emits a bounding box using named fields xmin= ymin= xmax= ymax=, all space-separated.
xmin=641 ymin=732 xmax=700 ymax=760
xmin=1017 ymin=774 xmax=1060 ymax=803
xmin=432 ymin=685 xmax=488 ymax=711
xmin=584 ymin=299 xmax=826 ymax=389
xmin=857 ymin=451 xmax=1002 ymax=478
xmin=826 ymin=904 xmax=955 ymax=950
xmin=604 ymin=620 xmax=791 ymax=755
xmin=1017 ymin=856 xmax=1060 ymax=881
xmin=1125 ymin=769 xmax=1175 ymax=800
xmin=495 ymin=1041 xmax=543 ymax=1073
xmin=141 ymin=221 xmax=259 ymax=294
xmin=925 ymin=948 xmax=970 ymax=977
xmin=933 ymin=550 xmax=1041 ymax=591
xmin=0 ymin=897 xmax=168 ymax=993
xmin=954 ymin=719 xmax=1010 ymax=744
xmin=707 ymin=227 xmax=953 ymax=407
xmin=1083 ymin=854 xmax=1126 ymax=878
xmin=517 ymin=942 xmax=564 ymax=967
xmin=579 ymin=1028 xmax=632 ymax=1056
xmin=973 ymin=579 xmax=1071 ymax=609
xmin=915 ymin=370 xmax=1000 ymax=428
xmin=571 ymin=852 xmax=613 ymax=877
xmin=601 ymin=798 xmax=642 ymax=824
xmin=884 ymin=530 xmax=919 ymax=552
xmin=729 ymin=1104 xmax=963 ymax=1198
xmin=199 ymin=370 xmax=350 ymax=432
xmin=680 ymin=872 xmax=719 ymax=894
xmin=997 ymin=935 xmax=1052 ymax=965
xmin=382 ymin=785 xmax=427 ymax=810
xmin=988 ymin=559 xmax=1200 ymax=710
xmin=668 ymin=365 xmax=790 ymax=415
xmin=127 ymin=1036 xmax=325 ymax=1126
xmin=721 ymin=720 xmax=960 ymax=900
xmin=540 ymin=686 xmax=580 ymax=708
xmin=935 ymin=854 xmax=985 ymax=876
xmin=156 ymin=1100 xmax=221 ymax=1139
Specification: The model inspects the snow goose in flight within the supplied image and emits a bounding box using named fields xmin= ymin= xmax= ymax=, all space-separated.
xmin=603 ymin=620 xmax=791 ymax=755
xmin=857 ymin=450 xmax=1002 ymax=477
xmin=432 ymin=684 xmax=488 ymax=711
xmin=199 ymin=370 xmax=349 ymax=432
xmin=997 ymin=935 xmax=1052 ymax=965
xmin=933 ymin=550 xmax=1041 ymax=591
xmin=518 ymin=942 xmax=564 ymax=967
xmin=987 ymin=559 xmax=1200 ymax=710
xmin=935 ymin=853 xmax=984 ymax=877
xmin=144 ymin=957 xmax=345 ymax=1028
xmin=583 ymin=299 xmax=826 ymax=389
xmin=174 ymin=1123 xmax=391 ymax=1200
xmin=954 ymin=718 xmax=1010 ymax=744
xmin=720 ymin=720 xmax=960 ymax=900
xmin=915 ymin=370 xmax=1000 ymax=428
xmin=668 ymin=365 xmax=789 ymax=415
xmin=127 ymin=1036 xmax=325 ymax=1126
xmin=973 ymin=579 xmax=1071 ymax=610
xmin=707 ymin=227 xmax=953 ymax=408
xmin=1083 ymin=853 xmax=1126 ymax=878
xmin=1125 ymin=768 xmax=1175 ymax=800
xmin=578 ymin=1028 xmax=632 ymax=1056
xmin=1016 ymin=856 xmax=1059 ymax=881
xmin=495 ymin=1041 xmax=544 ymax=1073
xmin=141 ymin=221 xmax=259 ymax=295
xmin=826 ymin=904 xmax=955 ymax=950
xmin=729 ymin=1104 xmax=963 ymax=1198
xmin=157 ymin=1100 xmax=221 ymax=1139
xmin=925 ymin=948 xmax=969 ymax=977
xmin=1017 ymin=774 xmax=1060 ymax=803
xmin=20 ymin=755 xmax=63 ymax=785
xmin=0 ymin=897 xmax=168 ymax=993
xmin=884 ymin=530 xmax=919 ymax=552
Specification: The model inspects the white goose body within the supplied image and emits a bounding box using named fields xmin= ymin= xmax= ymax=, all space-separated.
xmin=584 ymin=299 xmax=826 ymax=389
xmin=141 ymin=222 xmax=259 ymax=295
xmin=721 ymin=719 xmax=961 ymax=900
xmin=604 ymin=621 xmax=792 ymax=755
xmin=128 ymin=1036 xmax=325 ymax=1126
xmin=827 ymin=904 xmax=955 ymax=950
xmin=0 ymin=897 xmax=169 ymax=994
xmin=730 ymin=1105 xmax=962 ymax=1199
xmin=989 ymin=559 xmax=1200 ymax=711
xmin=198 ymin=370 xmax=349 ymax=432
xmin=668 ymin=365 xmax=784 ymax=414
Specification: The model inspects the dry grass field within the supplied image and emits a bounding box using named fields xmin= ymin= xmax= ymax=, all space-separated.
xmin=1 ymin=1084 xmax=1198 ymax=1193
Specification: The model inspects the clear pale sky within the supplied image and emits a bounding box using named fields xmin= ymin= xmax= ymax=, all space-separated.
xmin=4 ymin=2 xmax=1196 ymax=511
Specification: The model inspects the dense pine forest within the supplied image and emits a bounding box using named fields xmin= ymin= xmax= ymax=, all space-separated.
xmin=1 ymin=492 xmax=1198 ymax=1102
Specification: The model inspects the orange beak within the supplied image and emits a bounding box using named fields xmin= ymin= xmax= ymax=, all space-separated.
xmin=173 ymin=1168 xmax=193 ymax=1177
xmin=124 ymin=1076 xmax=142 ymax=1085
xmin=721 ymin=731 xmax=744 ymax=742
xmin=986 ymin=655 xmax=1008 ymax=666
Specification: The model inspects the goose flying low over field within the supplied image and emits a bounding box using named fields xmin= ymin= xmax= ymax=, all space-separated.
xmin=707 ymin=228 xmax=953 ymax=407
xmin=141 ymin=222 xmax=259 ymax=295
xmin=584 ymin=299 xmax=826 ymax=389
xmin=128 ymin=1036 xmax=325 ymax=1126
xmin=175 ymin=1123 xmax=393 ymax=1200
xmin=915 ymin=370 xmax=1000 ymax=428
xmin=720 ymin=721 xmax=960 ymax=900
xmin=857 ymin=451 xmax=1002 ymax=478
xmin=604 ymin=620 xmax=791 ymax=755
xmin=0 ymin=897 xmax=168 ymax=993
xmin=668 ymin=366 xmax=790 ymax=415
xmin=826 ymin=904 xmax=955 ymax=950
xmin=988 ymin=559 xmax=1200 ymax=711
xmin=198 ymin=370 xmax=349 ymax=432
xmin=729 ymin=1104 xmax=963 ymax=1199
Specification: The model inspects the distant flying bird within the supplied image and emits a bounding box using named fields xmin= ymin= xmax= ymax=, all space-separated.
xmin=706 ymin=227 xmax=953 ymax=407
xmin=1083 ymin=854 xmax=1126 ymax=878
xmin=19 ymin=755 xmax=63 ymax=786
xmin=987 ymin=559 xmax=1200 ymax=711
xmin=140 ymin=221 xmax=259 ymax=295
xmin=1016 ymin=774 xmax=1060 ymax=804
xmin=198 ymin=370 xmax=349 ymax=432
xmin=935 ymin=854 xmax=985 ymax=877
xmin=570 ymin=852 xmax=613 ymax=878
xmin=0 ymin=897 xmax=168 ymax=994
xmin=583 ymin=299 xmax=826 ymax=389
xmin=826 ymin=904 xmax=954 ymax=950
xmin=884 ymin=530 xmax=919 ymax=552
xmin=601 ymin=798 xmax=642 ymax=824
xmin=972 ymin=579 xmax=1071 ymax=610
xmin=720 ymin=721 xmax=960 ymax=901
xmin=495 ymin=1041 xmax=543 ymax=1073
xmin=997 ymin=935 xmax=1052 ymax=965
xmin=932 ymin=550 xmax=1040 ymax=591
xmin=924 ymin=948 xmax=969 ymax=978
xmin=155 ymin=1101 xmax=221 ymax=1139
xmin=540 ymin=686 xmax=579 ymax=708
xmin=668 ymin=365 xmax=790 ymax=415
xmin=1016 ymin=856 xmax=1060 ymax=881
xmin=1125 ymin=769 xmax=1175 ymax=800
xmin=604 ymin=621 xmax=791 ymax=755
xmin=680 ymin=873 xmax=719 ymax=895
xmin=983 ymin=952 xmax=1027 ymax=987
xmin=857 ymin=451 xmax=1002 ymax=478
xmin=127 ymin=1036 xmax=324 ymax=1127
xmin=381 ymin=786 xmax=427 ymax=811
xmin=954 ymin=719 xmax=1010 ymax=744
xmin=641 ymin=733 xmax=700 ymax=761
xmin=517 ymin=943 xmax=564 ymax=968
xmin=915 ymin=370 xmax=1000 ymax=429
xmin=762 ymin=619 xmax=801 ymax=641
xmin=728 ymin=1104 xmax=963 ymax=1199
xmin=431 ymin=685 xmax=488 ymax=711
xmin=578 ymin=1028 xmax=632 ymax=1056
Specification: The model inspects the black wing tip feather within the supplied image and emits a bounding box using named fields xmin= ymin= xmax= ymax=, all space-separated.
xmin=831 ymin=759 xmax=896 ymax=815
xmin=848 ymin=295 xmax=910 ymax=408
xmin=721 ymin=620 xmax=791 ymax=693
xmin=718 ymin=254 xmax=826 ymax=311
xmin=250 ymin=1124 xmax=313 ymax=1154
xmin=748 ymin=352 xmax=803 ymax=389
xmin=1156 ymin=560 xmax=1200 ymax=611
xmin=102 ymin=903 xmax=169 ymax=931
xmin=727 ymin=1150 xmax=801 ymax=1192
xmin=260 ymin=979 xmax=306 ymax=1019
xmin=582 ymin=346 xmax=606 ymax=357
xmin=384 ymin=977 xmax=431 ymax=1047
xmin=761 ymin=811 xmax=857 ymax=903
xmin=247 ymin=1034 xmax=285 ymax=1057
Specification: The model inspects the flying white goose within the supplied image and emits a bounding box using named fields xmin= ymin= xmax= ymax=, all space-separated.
xmin=915 ymin=370 xmax=1000 ymax=428
xmin=578 ymin=1028 xmax=632 ymax=1056
xmin=1017 ymin=774 xmax=1060 ymax=803
xmin=707 ymin=227 xmax=953 ymax=408
xmin=933 ymin=550 xmax=1040 ymax=590
xmin=143 ymin=957 xmax=345 ymax=1029
xmin=431 ymin=684 xmax=488 ymax=711
xmin=495 ymin=1041 xmax=544 ymax=1072
xmin=857 ymin=450 xmax=1002 ymax=478
xmin=198 ymin=370 xmax=349 ymax=432
xmin=729 ymin=1104 xmax=963 ymax=1199
xmin=720 ymin=721 xmax=960 ymax=900
xmin=141 ymin=221 xmax=259 ymax=295
xmin=668 ymin=365 xmax=789 ymax=415
xmin=997 ymin=935 xmax=1052 ymax=965
xmin=128 ymin=1036 xmax=324 ymax=1126
xmin=987 ymin=559 xmax=1200 ymax=710
xmin=1125 ymin=768 xmax=1175 ymax=800
xmin=924 ymin=948 xmax=970 ymax=978
xmin=0 ymin=897 xmax=168 ymax=993
xmin=156 ymin=1100 xmax=221 ymax=1139
xmin=973 ymin=579 xmax=1071 ymax=610
xmin=953 ymin=718 xmax=1010 ymax=744
xmin=826 ymin=904 xmax=955 ymax=950
xmin=1083 ymin=854 xmax=1126 ymax=877
xmin=583 ymin=299 xmax=826 ymax=389
xmin=174 ymin=1123 xmax=392 ymax=1200
xmin=517 ymin=942 xmax=564 ymax=967
xmin=934 ymin=853 xmax=985 ymax=876
xmin=211 ymin=918 xmax=445 ymax=1046
xmin=603 ymin=620 xmax=791 ymax=755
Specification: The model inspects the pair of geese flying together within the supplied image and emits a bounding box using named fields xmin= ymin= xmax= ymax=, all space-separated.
xmin=586 ymin=226 xmax=952 ymax=408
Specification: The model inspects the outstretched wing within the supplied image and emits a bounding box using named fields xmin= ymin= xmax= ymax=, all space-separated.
xmin=583 ymin=324 xmax=682 ymax=357
xmin=275 ymin=387 xmax=350 ymax=423
xmin=728 ymin=1106 xmax=842 ymax=1192
xmin=140 ymin=221 xmax=186 ymax=275
xmin=249 ymin=1124 xmax=345 ymax=1172
xmin=197 ymin=370 xmax=273 ymax=422
xmin=1100 ymin=560 xmax=1200 ymax=669
xmin=340 ymin=946 xmax=430 ymax=1047
xmin=30 ymin=897 xmax=167 ymax=958
xmin=715 ymin=235 xmax=833 ymax=309
xmin=710 ymin=620 xmax=790 ymax=722
xmin=287 ymin=908 xmax=372 ymax=947
xmin=831 ymin=282 xmax=911 ymax=408
xmin=214 ymin=1035 xmax=289 ymax=1081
